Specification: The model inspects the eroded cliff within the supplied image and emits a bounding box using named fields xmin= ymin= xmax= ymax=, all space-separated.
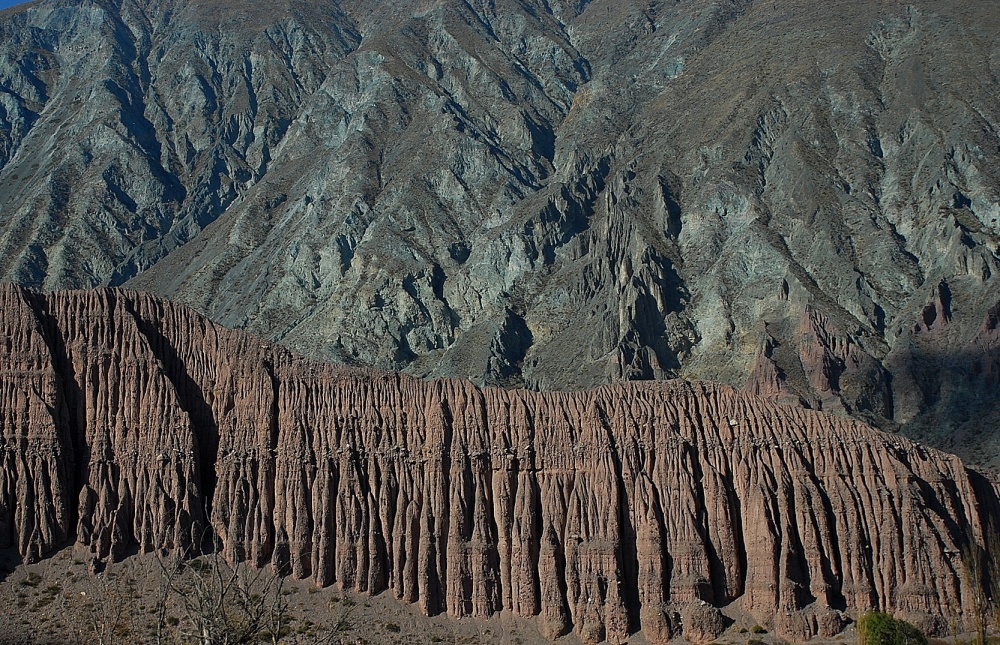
xmin=0 ymin=285 xmax=996 ymax=643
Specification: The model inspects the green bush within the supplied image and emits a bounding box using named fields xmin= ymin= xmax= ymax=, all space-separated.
xmin=856 ymin=611 xmax=927 ymax=645
xmin=20 ymin=572 xmax=42 ymax=587
xmin=751 ymin=624 xmax=767 ymax=634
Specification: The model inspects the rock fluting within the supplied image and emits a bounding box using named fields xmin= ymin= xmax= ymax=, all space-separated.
xmin=0 ymin=285 xmax=995 ymax=643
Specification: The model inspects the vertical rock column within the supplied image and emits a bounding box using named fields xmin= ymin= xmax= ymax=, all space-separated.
xmin=47 ymin=290 xmax=205 ymax=560
xmin=0 ymin=286 xmax=73 ymax=562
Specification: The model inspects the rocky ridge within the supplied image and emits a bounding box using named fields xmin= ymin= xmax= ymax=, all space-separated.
xmin=1 ymin=0 xmax=1000 ymax=466
xmin=1 ymin=284 xmax=996 ymax=643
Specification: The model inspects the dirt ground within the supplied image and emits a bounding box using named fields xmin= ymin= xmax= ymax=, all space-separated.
xmin=0 ymin=546 xmax=584 ymax=644
xmin=0 ymin=546 xmax=926 ymax=645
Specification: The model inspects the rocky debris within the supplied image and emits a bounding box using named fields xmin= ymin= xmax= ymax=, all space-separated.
xmin=1 ymin=285 xmax=997 ymax=643
xmin=680 ymin=603 xmax=727 ymax=644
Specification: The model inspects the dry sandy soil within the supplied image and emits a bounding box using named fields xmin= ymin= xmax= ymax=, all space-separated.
xmin=0 ymin=547 xmax=877 ymax=645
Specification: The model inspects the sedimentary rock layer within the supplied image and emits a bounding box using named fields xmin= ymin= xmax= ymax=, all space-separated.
xmin=0 ymin=285 xmax=995 ymax=643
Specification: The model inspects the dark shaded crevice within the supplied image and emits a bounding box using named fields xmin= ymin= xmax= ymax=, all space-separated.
xmin=261 ymin=355 xmax=282 ymax=569
xmin=370 ymin=460 xmax=399 ymax=594
xmin=524 ymin=112 xmax=556 ymax=165
xmin=529 ymin=156 xmax=611 ymax=267
xmin=23 ymin=290 xmax=83 ymax=550
xmin=527 ymin=470 xmax=544 ymax=614
xmin=774 ymin=451 xmax=816 ymax=609
xmin=938 ymin=280 xmax=953 ymax=321
xmin=101 ymin=13 xmax=187 ymax=205
xmin=657 ymin=174 xmax=683 ymax=238
xmin=595 ymin=402 xmax=641 ymax=633
xmin=0 ymin=86 xmax=42 ymax=170
xmin=487 ymin=308 xmax=534 ymax=387
xmin=122 ymin=299 xmax=217 ymax=540
xmin=684 ymin=440 xmax=727 ymax=604
xmin=102 ymin=166 xmax=139 ymax=213
xmin=475 ymin=394 xmax=504 ymax=613
xmin=458 ymin=0 xmax=500 ymax=42
xmin=970 ymin=469 xmax=1000 ymax=531
xmin=547 ymin=519 xmax=572 ymax=637
xmin=925 ymin=473 xmax=990 ymax=563
xmin=458 ymin=454 xmax=476 ymax=616
xmin=336 ymin=234 xmax=356 ymax=274
xmin=643 ymin=476 xmax=670 ymax=616
xmin=14 ymin=50 xmax=52 ymax=105
xmin=428 ymin=390 xmax=455 ymax=615
xmin=808 ymin=469 xmax=847 ymax=611
xmin=449 ymin=240 xmax=471 ymax=264
xmin=723 ymin=470 xmax=748 ymax=602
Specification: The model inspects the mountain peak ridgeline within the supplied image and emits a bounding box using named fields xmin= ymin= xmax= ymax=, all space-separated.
xmin=0 ymin=0 xmax=999 ymax=467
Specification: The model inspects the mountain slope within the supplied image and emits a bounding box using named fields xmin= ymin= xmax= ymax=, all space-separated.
xmin=1 ymin=284 xmax=997 ymax=643
xmin=1 ymin=0 xmax=999 ymax=464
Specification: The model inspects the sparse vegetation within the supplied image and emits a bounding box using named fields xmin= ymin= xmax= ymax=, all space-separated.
xmin=856 ymin=611 xmax=927 ymax=645
xmin=0 ymin=554 xmax=357 ymax=645
xmin=751 ymin=624 xmax=768 ymax=634
xmin=20 ymin=571 xmax=42 ymax=587
xmin=68 ymin=568 xmax=145 ymax=645
xmin=155 ymin=547 xmax=290 ymax=645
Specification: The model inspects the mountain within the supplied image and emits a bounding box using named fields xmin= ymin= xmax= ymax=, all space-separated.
xmin=1 ymin=283 xmax=996 ymax=643
xmin=1 ymin=0 xmax=999 ymax=466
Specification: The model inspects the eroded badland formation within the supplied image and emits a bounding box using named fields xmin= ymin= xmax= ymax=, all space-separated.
xmin=1 ymin=285 xmax=997 ymax=643
xmin=2 ymin=0 xmax=1000 ymax=642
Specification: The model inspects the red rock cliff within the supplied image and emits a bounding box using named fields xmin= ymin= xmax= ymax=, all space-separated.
xmin=0 ymin=285 xmax=995 ymax=643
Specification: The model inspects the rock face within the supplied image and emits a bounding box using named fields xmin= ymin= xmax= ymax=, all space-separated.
xmin=1 ymin=0 xmax=999 ymax=466
xmin=1 ymin=285 xmax=997 ymax=642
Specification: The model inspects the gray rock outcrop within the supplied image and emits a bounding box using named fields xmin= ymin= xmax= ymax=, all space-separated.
xmin=0 ymin=1 xmax=999 ymax=464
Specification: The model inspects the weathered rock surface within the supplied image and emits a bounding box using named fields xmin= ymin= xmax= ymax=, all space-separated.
xmin=1 ymin=0 xmax=999 ymax=466
xmin=1 ymin=285 xmax=997 ymax=642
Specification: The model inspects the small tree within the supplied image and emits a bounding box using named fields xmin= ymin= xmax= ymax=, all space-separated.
xmin=156 ymin=545 xmax=289 ymax=645
xmin=856 ymin=611 xmax=927 ymax=645
xmin=85 ymin=571 xmax=139 ymax=645
xmin=57 ymin=563 xmax=149 ymax=645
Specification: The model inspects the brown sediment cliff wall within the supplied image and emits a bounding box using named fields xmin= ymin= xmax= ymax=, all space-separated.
xmin=0 ymin=284 xmax=994 ymax=643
